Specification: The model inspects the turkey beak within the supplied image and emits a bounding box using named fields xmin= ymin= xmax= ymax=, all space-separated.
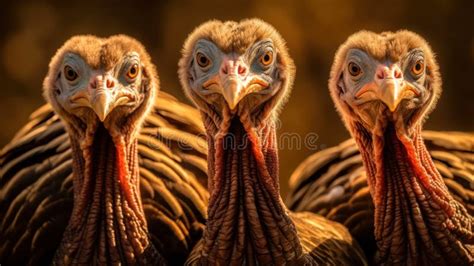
xmin=91 ymin=92 xmax=113 ymax=122
xmin=69 ymin=73 xmax=131 ymax=121
xmin=218 ymin=56 xmax=249 ymax=110
xmin=375 ymin=65 xmax=406 ymax=112
xmin=202 ymin=76 xmax=246 ymax=110
xmin=90 ymin=75 xmax=120 ymax=121
xmin=205 ymin=56 xmax=269 ymax=110
xmin=357 ymin=64 xmax=419 ymax=112
xmin=216 ymin=77 xmax=269 ymax=111
xmin=376 ymin=81 xmax=419 ymax=112
xmin=378 ymin=82 xmax=404 ymax=112
xmin=222 ymin=78 xmax=245 ymax=110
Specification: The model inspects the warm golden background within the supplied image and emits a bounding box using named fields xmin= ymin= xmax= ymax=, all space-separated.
xmin=1 ymin=0 xmax=472 ymax=195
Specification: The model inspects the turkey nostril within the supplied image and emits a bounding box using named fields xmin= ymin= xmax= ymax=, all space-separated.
xmin=376 ymin=71 xmax=385 ymax=80
xmin=106 ymin=79 xmax=115 ymax=89
xmin=90 ymin=80 xmax=97 ymax=89
xmin=222 ymin=66 xmax=228 ymax=75
xmin=394 ymin=69 xmax=402 ymax=79
xmin=238 ymin=65 xmax=246 ymax=75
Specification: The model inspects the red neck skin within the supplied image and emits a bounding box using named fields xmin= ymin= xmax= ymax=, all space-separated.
xmin=352 ymin=121 xmax=473 ymax=265
xmin=54 ymin=122 xmax=160 ymax=265
xmin=193 ymin=110 xmax=309 ymax=265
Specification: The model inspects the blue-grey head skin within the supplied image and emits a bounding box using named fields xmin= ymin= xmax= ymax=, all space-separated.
xmin=189 ymin=38 xmax=278 ymax=111
xmin=178 ymin=19 xmax=296 ymax=121
xmin=43 ymin=35 xmax=157 ymax=136
xmin=56 ymin=51 xmax=144 ymax=121
xmin=329 ymin=30 xmax=441 ymax=134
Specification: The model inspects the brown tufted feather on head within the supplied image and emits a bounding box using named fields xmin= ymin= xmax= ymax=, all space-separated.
xmin=43 ymin=34 xmax=158 ymax=138
xmin=328 ymin=30 xmax=442 ymax=136
xmin=44 ymin=35 xmax=157 ymax=76
xmin=178 ymin=18 xmax=295 ymax=125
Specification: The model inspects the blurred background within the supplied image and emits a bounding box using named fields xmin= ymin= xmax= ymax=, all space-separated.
xmin=0 ymin=0 xmax=472 ymax=195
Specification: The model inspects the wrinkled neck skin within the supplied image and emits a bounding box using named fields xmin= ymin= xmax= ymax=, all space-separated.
xmin=54 ymin=119 xmax=160 ymax=265
xmin=193 ymin=108 xmax=311 ymax=265
xmin=350 ymin=116 xmax=474 ymax=265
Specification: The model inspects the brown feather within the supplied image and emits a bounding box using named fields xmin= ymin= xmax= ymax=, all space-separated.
xmin=0 ymin=93 xmax=209 ymax=265
xmin=286 ymin=131 xmax=474 ymax=259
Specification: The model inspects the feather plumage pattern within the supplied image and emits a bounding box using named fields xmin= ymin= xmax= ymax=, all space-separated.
xmin=286 ymin=131 xmax=474 ymax=259
xmin=0 ymin=92 xmax=209 ymax=265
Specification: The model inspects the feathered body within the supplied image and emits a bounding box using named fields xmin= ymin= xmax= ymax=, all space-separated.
xmin=179 ymin=19 xmax=366 ymax=265
xmin=287 ymin=30 xmax=474 ymax=265
xmin=287 ymin=131 xmax=474 ymax=259
xmin=0 ymin=35 xmax=208 ymax=265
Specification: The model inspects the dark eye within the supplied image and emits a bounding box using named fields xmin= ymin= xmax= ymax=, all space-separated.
xmin=64 ymin=65 xmax=78 ymax=81
xmin=259 ymin=51 xmax=273 ymax=66
xmin=126 ymin=63 xmax=140 ymax=79
xmin=196 ymin=52 xmax=210 ymax=68
xmin=411 ymin=59 xmax=424 ymax=76
xmin=348 ymin=62 xmax=362 ymax=77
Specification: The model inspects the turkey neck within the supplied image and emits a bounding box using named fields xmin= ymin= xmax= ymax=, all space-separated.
xmin=353 ymin=122 xmax=473 ymax=265
xmin=54 ymin=123 xmax=159 ymax=265
xmin=198 ymin=111 xmax=306 ymax=265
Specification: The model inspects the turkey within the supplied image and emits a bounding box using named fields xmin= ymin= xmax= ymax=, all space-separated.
xmin=286 ymin=30 xmax=474 ymax=265
xmin=0 ymin=35 xmax=208 ymax=265
xmin=178 ymin=19 xmax=367 ymax=265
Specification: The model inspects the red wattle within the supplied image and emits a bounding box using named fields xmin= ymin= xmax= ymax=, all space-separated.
xmin=115 ymin=142 xmax=134 ymax=206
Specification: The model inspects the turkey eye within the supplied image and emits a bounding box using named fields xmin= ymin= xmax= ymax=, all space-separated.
xmin=64 ymin=65 xmax=78 ymax=81
xmin=260 ymin=51 xmax=273 ymax=66
xmin=196 ymin=52 xmax=210 ymax=68
xmin=411 ymin=59 xmax=424 ymax=76
xmin=127 ymin=63 xmax=140 ymax=79
xmin=348 ymin=62 xmax=362 ymax=77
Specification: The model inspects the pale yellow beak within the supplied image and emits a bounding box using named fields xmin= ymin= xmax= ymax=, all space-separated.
xmin=356 ymin=80 xmax=419 ymax=112
xmin=69 ymin=74 xmax=126 ymax=121
xmin=356 ymin=64 xmax=420 ymax=112
xmin=205 ymin=77 xmax=269 ymax=111
xmin=378 ymin=81 xmax=404 ymax=112
xmin=91 ymin=91 xmax=113 ymax=121
xmin=222 ymin=78 xmax=245 ymax=110
xmin=201 ymin=56 xmax=270 ymax=110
